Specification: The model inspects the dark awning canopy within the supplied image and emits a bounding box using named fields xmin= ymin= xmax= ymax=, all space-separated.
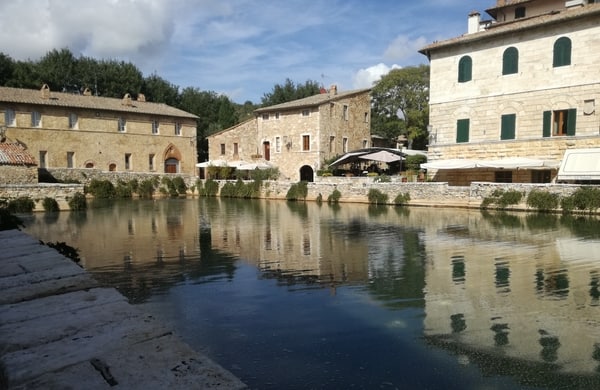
xmin=329 ymin=148 xmax=426 ymax=167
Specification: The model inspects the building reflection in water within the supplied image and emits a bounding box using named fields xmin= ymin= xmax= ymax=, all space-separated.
xmin=21 ymin=198 xmax=600 ymax=380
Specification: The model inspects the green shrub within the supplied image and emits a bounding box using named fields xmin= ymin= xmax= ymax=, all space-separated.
xmin=373 ymin=174 xmax=391 ymax=183
xmin=286 ymin=181 xmax=308 ymax=201
xmin=199 ymin=179 xmax=219 ymax=197
xmin=115 ymin=180 xmax=133 ymax=198
xmin=560 ymin=196 xmax=575 ymax=213
xmin=368 ymin=188 xmax=389 ymax=205
xmin=316 ymin=193 xmax=323 ymax=204
xmin=526 ymin=190 xmax=559 ymax=212
xmin=86 ymin=179 xmax=116 ymax=198
xmin=7 ymin=197 xmax=35 ymax=213
xmin=172 ymin=176 xmax=187 ymax=194
xmin=220 ymin=181 xmax=236 ymax=197
xmin=250 ymin=167 xmax=279 ymax=181
xmin=405 ymin=154 xmax=427 ymax=171
xmin=138 ymin=179 xmax=156 ymax=199
xmin=394 ymin=192 xmax=411 ymax=206
xmin=68 ymin=192 xmax=87 ymax=211
xmin=42 ymin=197 xmax=60 ymax=212
xmin=327 ymin=189 xmax=342 ymax=204
xmin=571 ymin=187 xmax=600 ymax=212
xmin=481 ymin=188 xmax=523 ymax=209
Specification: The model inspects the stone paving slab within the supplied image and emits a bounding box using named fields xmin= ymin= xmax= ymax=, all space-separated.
xmin=0 ymin=229 xmax=247 ymax=389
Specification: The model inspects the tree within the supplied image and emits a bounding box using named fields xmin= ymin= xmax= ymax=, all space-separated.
xmin=37 ymin=48 xmax=77 ymax=92
xmin=0 ymin=53 xmax=15 ymax=86
xmin=371 ymin=65 xmax=430 ymax=150
xmin=261 ymin=78 xmax=322 ymax=106
xmin=142 ymin=73 xmax=180 ymax=106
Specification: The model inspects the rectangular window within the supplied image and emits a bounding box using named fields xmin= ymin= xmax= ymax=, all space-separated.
xmin=39 ymin=151 xmax=47 ymax=168
xmin=152 ymin=120 xmax=159 ymax=134
xmin=329 ymin=136 xmax=335 ymax=153
xmin=343 ymin=137 xmax=348 ymax=153
xmin=262 ymin=113 xmax=269 ymax=120
xmin=302 ymin=135 xmax=310 ymax=151
xmin=275 ymin=112 xmax=280 ymax=120
xmin=31 ymin=111 xmax=41 ymax=127
xmin=302 ymin=109 xmax=310 ymax=117
xmin=118 ymin=117 xmax=126 ymax=132
xmin=532 ymin=170 xmax=551 ymax=183
xmin=149 ymin=153 xmax=155 ymax=171
xmin=342 ymin=105 xmax=349 ymax=121
xmin=456 ymin=119 xmax=470 ymax=143
xmin=4 ymin=109 xmax=16 ymax=126
xmin=125 ymin=153 xmax=131 ymax=170
xmin=69 ymin=113 xmax=78 ymax=129
xmin=500 ymin=114 xmax=516 ymax=140
xmin=233 ymin=142 xmax=239 ymax=156
xmin=495 ymin=171 xmax=512 ymax=183
xmin=220 ymin=143 xmax=226 ymax=155
xmin=275 ymin=136 xmax=281 ymax=153
xmin=515 ymin=7 xmax=526 ymax=19
xmin=545 ymin=109 xmax=576 ymax=137
xmin=175 ymin=122 xmax=182 ymax=136
xmin=362 ymin=139 xmax=368 ymax=148
xmin=364 ymin=112 xmax=369 ymax=123
xmin=67 ymin=151 xmax=74 ymax=168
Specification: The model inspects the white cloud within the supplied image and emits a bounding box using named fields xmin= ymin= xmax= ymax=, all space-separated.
xmin=383 ymin=35 xmax=428 ymax=62
xmin=352 ymin=63 xmax=401 ymax=89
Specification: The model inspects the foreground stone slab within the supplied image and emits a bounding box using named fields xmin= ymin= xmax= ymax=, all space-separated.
xmin=0 ymin=229 xmax=246 ymax=389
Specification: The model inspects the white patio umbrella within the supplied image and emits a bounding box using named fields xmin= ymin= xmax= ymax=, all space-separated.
xmin=196 ymin=159 xmax=228 ymax=168
xmin=358 ymin=150 xmax=403 ymax=163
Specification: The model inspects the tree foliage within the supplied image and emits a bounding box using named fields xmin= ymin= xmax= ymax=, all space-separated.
xmin=261 ymin=78 xmax=322 ymax=106
xmin=371 ymin=65 xmax=430 ymax=150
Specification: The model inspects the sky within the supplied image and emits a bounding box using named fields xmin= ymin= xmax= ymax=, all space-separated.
xmin=0 ymin=0 xmax=493 ymax=104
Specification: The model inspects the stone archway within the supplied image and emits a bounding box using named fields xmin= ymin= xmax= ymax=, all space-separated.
xmin=300 ymin=165 xmax=314 ymax=182
xmin=163 ymin=143 xmax=182 ymax=173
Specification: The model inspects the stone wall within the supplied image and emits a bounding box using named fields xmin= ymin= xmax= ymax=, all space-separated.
xmin=43 ymin=168 xmax=198 ymax=189
xmin=0 ymin=183 xmax=84 ymax=211
xmin=0 ymin=165 xmax=38 ymax=184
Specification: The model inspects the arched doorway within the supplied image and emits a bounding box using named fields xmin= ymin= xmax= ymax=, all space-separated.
xmin=109 ymin=163 xmax=116 ymax=171
xmin=163 ymin=143 xmax=182 ymax=173
xmin=300 ymin=165 xmax=314 ymax=182
xmin=263 ymin=141 xmax=271 ymax=161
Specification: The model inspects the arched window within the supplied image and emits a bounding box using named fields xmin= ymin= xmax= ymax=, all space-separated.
xmin=458 ymin=56 xmax=472 ymax=83
xmin=553 ymin=37 xmax=571 ymax=67
xmin=502 ymin=47 xmax=519 ymax=75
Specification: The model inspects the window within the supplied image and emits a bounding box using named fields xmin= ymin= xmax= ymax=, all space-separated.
xmin=125 ymin=153 xmax=131 ymax=170
xmin=532 ymin=170 xmax=552 ymax=183
xmin=233 ymin=142 xmax=239 ymax=156
xmin=39 ymin=151 xmax=47 ymax=168
xmin=220 ymin=143 xmax=226 ymax=155
xmin=149 ymin=154 xmax=155 ymax=171
xmin=302 ymin=135 xmax=310 ymax=151
xmin=515 ymin=6 xmax=526 ymax=19
xmin=31 ymin=111 xmax=41 ymax=127
xmin=342 ymin=137 xmax=348 ymax=153
xmin=4 ymin=109 xmax=16 ymax=126
xmin=152 ymin=120 xmax=159 ymax=134
xmin=302 ymin=109 xmax=310 ymax=117
xmin=275 ymin=112 xmax=280 ymax=120
xmin=543 ymin=109 xmax=577 ymax=137
xmin=118 ymin=117 xmax=126 ymax=132
xmin=458 ymin=56 xmax=472 ymax=83
xmin=364 ymin=112 xmax=369 ymax=123
xmin=502 ymin=47 xmax=519 ymax=75
xmin=69 ymin=113 xmax=78 ymax=129
xmin=275 ymin=136 xmax=281 ymax=153
xmin=456 ymin=119 xmax=470 ymax=143
xmin=67 ymin=152 xmax=74 ymax=168
xmin=362 ymin=139 xmax=368 ymax=148
xmin=495 ymin=171 xmax=512 ymax=183
xmin=329 ymin=136 xmax=335 ymax=153
xmin=262 ymin=113 xmax=269 ymax=120
xmin=500 ymin=114 xmax=516 ymax=140
xmin=342 ymin=105 xmax=349 ymax=121
xmin=553 ymin=37 xmax=571 ymax=67
xmin=175 ymin=122 xmax=182 ymax=136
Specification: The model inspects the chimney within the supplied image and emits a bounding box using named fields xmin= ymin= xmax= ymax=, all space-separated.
xmin=122 ymin=93 xmax=132 ymax=106
xmin=468 ymin=11 xmax=481 ymax=34
xmin=329 ymin=84 xmax=337 ymax=97
xmin=137 ymin=93 xmax=146 ymax=102
xmin=40 ymin=84 xmax=50 ymax=99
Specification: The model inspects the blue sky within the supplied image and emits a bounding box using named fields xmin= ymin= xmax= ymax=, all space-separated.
xmin=0 ymin=0 xmax=493 ymax=104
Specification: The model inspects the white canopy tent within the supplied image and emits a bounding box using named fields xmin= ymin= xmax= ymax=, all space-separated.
xmin=556 ymin=148 xmax=600 ymax=182
xmin=421 ymin=157 xmax=560 ymax=170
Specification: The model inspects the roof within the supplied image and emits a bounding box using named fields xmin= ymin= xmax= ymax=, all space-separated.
xmin=0 ymin=86 xmax=198 ymax=119
xmin=419 ymin=3 xmax=600 ymax=56
xmin=485 ymin=0 xmax=535 ymax=19
xmin=254 ymin=88 xmax=371 ymax=113
xmin=0 ymin=142 xmax=37 ymax=166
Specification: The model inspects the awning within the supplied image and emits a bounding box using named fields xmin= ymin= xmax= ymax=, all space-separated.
xmin=421 ymin=159 xmax=478 ymax=169
xmin=358 ymin=150 xmax=403 ymax=163
xmin=329 ymin=147 xmax=420 ymax=167
xmin=196 ymin=160 xmax=246 ymax=168
xmin=421 ymin=157 xmax=560 ymax=170
xmin=557 ymin=148 xmax=600 ymax=181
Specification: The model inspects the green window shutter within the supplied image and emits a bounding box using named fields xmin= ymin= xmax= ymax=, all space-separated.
xmin=567 ymin=108 xmax=577 ymax=136
xmin=553 ymin=37 xmax=572 ymax=67
xmin=542 ymin=111 xmax=552 ymax=137
xmin=456 ymin=119 xmax=470 ymax=143
xmin=458 ymin=56 xmax=472 ymax=83
xmin=501 ymin=114 xmax=516 ymax=140
xmin=502 ymin=47 xmax=518 ymax=75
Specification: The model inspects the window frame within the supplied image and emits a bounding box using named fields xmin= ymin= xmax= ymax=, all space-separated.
xmin=500 ymin=113 xmax=516 ymax=140
xmin=502 ymin=47 xmax=519 ymax=75
xmin=342 ymin=137 xmax=349 ymax=153
xmin=4 ymin=108 xmax=16 ymax=126
xmin=66 ymin=151 xmax=75 ymax=168
xmin=458 ymin=56 xmax=472 ymax=83
xmin=553 ymin=37 xmax=572 ymax=68
xmin=175 ymin=122 xmax=182 ymax=136
xmin=456 ymin=119 xmax=470 ymax=143
xmin=301 ymin=109 xmax=310 ymax=117
xmin=31 ymin=111 xmax=41 ymax=128
xmin=302 ymin=134 xmax=311 ymax=151
xmin=149 ymin=153 xmax=155 ymax=171
xmin=152 ymin=119 xmax=160 ymax=134
xmin=275 ymin=136 xmax=281 ymax=153
xmin=118 ymin=117 xmax=127 ymax=132
xmin=125 ymin=153 xmax=132 ymax=170
xmin=262 ymin=113 xmax=269 ymax=120
xmin=39 ymin=150 xmax=47 ymax=169
xmin=342 ymin=105 xmax=349 ymax=121
xmin=220 ymin=143 xmax=226 ymax=155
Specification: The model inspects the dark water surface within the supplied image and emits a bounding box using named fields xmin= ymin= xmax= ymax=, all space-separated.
xmin=22 ymin=198 xmax=600 ymax=389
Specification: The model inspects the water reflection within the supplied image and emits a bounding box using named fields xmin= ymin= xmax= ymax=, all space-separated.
xmin=21 ymin=198 xmax=600 ymax=387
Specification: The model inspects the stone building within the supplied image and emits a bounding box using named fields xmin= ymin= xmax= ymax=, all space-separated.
xmin=0 ymin=138 xmax=38 ymax=184
xmin=419 ymin=0 xmax=600 ymax=186
xmin=0 ymin=85 xmax=198 ymax=176
xmin=206 ymin=85 xmax=371 ymax=181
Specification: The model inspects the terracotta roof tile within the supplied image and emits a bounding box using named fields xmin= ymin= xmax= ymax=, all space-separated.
xmin=0 ymin=143 xmax=37 ymax=166
xmin=254 ymin=88 xmax=371 ymax=113
xmin=0 ymin=86 xmax=198 ymax=119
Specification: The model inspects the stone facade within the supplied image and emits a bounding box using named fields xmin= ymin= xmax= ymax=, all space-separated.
xmin=420 ymin=1 xmax=600 ymax=185
xmin=0 ymin=86 xmax=198 ymax=176
xmin=207 ymin=86 xmax=371 ymax=181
